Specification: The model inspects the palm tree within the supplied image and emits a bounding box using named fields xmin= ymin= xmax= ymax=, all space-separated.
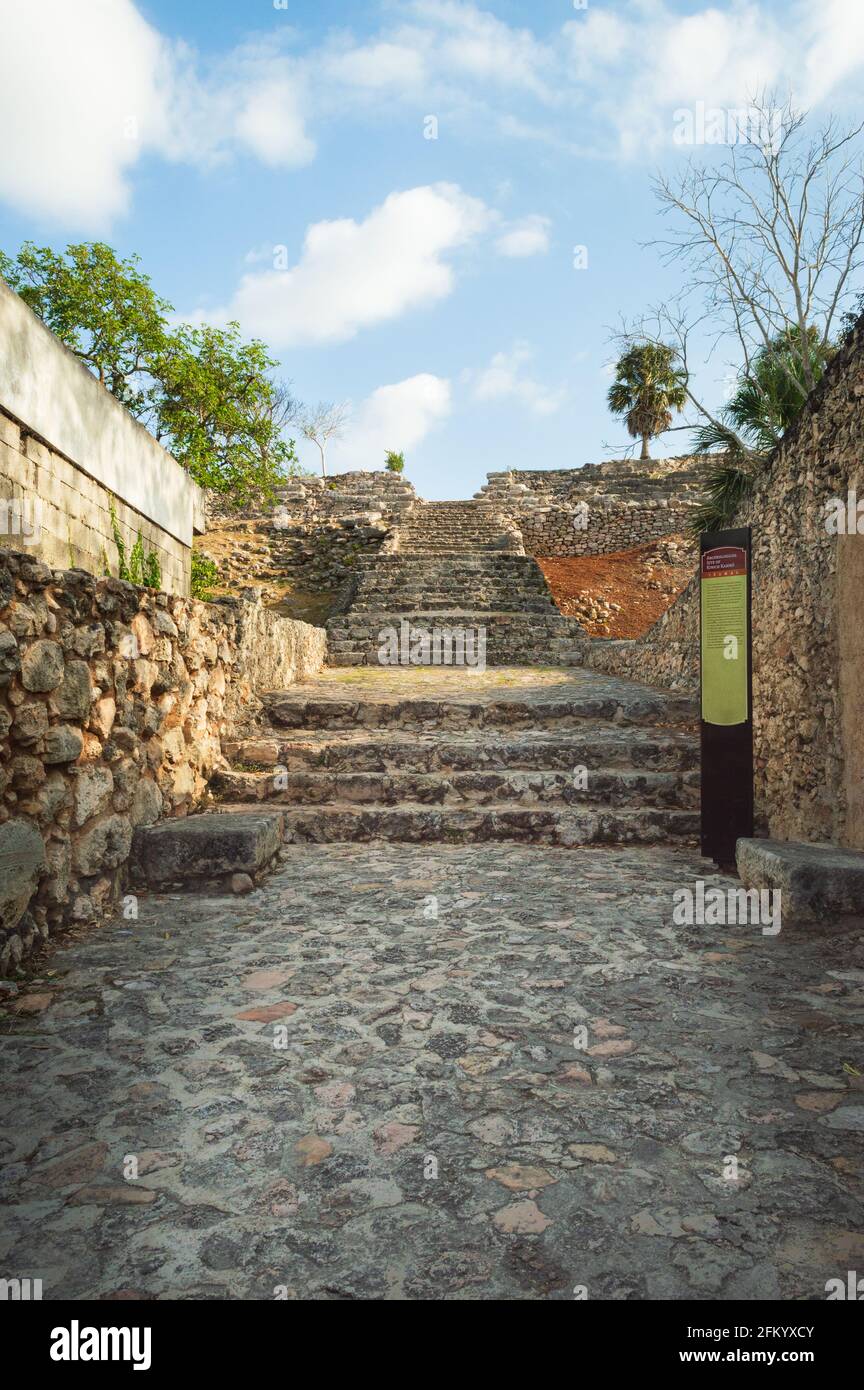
xmin=607 ymin=343 xmax=687 ymax=460
xmin=690 ymin=327 xmax=832 ymax=533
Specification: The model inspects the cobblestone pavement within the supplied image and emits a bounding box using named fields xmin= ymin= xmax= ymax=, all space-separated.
xmin=2 ymin=842 xmax=863 ymax=1301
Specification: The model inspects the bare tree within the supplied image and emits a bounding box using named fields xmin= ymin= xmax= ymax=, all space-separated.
xmin=617 ymin=93 xmax=864 ymax=446
xmin=300 ymin=401 xmax=349 ymax=477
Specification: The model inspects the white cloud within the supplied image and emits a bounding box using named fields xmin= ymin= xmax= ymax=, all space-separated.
xmin=199 ymin=184 xmax=493 ymax=348
xmin=563 ymin=2 xmax=793 ymax=156
xmin=495 ymin=215 xmax=551 ymax=258
xmin=327 ymin=374 xmax=452 ymax=472
xmin=5 ymin=0 xmax=864 ymax=229
xmin=323 ymin=41 xmax=427 ymax=91
xmin=465 ymin=343 xmax=566 ymax=416
xmin=234 ymin=78 xmax=316 ymax=168
xmin=800 ymin=0 xmax=864 ymax=105
xmin=408 ymin=0 xmax=554 ymax=99
xmin=0 ymin=0 xmax=172 ymax=225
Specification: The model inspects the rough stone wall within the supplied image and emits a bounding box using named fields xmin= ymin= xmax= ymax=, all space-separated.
xmin=1 ymin=407 xmax=192 ymax=597
xmin=584 ymin=321 xmax=864 ymax=848
xmin=0 ymin=548 xmax=325 ymax=972
xmin=584 ymin=573 xmax=700 ymax=693
xmin=476 ymin=457 xmax=709 ymax=557
xmin=201 ymin=471 xmax=418 ymax=616
xmin=518 ymin=502 xmax=695 ymax=557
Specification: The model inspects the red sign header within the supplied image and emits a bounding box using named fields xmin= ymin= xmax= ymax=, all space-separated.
xmin=701 ymin=546 xmax=747 ymax=579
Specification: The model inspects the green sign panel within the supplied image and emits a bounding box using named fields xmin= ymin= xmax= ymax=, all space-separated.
xmin=700 ymin=545 xmax=749 ymax=726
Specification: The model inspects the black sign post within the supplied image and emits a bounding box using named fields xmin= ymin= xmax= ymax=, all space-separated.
xmin=699 ymin=527 xmax=754 ymax=867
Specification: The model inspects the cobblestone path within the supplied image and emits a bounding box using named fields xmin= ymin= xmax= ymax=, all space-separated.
xmin=2 ymin=841 xmax=863 ymax=1300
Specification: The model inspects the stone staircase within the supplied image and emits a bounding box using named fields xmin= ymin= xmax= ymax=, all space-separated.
xmin=325 ymin=498 xmax=580 ymax=666
xmin=210 ymin=673 xmax=700 ymax=849
xmin=392 ymin=500 xmax=521 ymax=554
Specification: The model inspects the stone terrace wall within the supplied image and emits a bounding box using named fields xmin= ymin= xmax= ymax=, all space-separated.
xmin=202 ymin=471 xmax=417 ymax=609
xmin=476 ymin=457 xmax=709 ymax=557
xmin=584 ymin=321 xmax=864 ymax=849
xmin=585 ymin=572 xmax=700 ymax=694
xmin=0 ymin=280 xmax=205 ymax=597
xmin=1 ymin=406 xmax=191 ymax=597
xmin=0 ymin=548 xmax=325 ymax=973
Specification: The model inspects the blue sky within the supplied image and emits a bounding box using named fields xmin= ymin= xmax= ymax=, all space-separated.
xmin=1 ymin=1 xmax=862 ymax=497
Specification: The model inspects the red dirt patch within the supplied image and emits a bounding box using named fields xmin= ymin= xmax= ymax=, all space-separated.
xmin=539 ymin=535 xmax=696 ymax=639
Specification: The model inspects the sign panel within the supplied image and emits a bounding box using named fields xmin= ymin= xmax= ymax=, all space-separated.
xmin=700 ymin=545 xmax=749 ymax=725
xmin=699 ymin=527 xmax=754 ymax=865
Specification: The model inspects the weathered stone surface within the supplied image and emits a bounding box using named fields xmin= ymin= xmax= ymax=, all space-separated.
xmin=72 ymin=814 xmax=133 ymax=876
xmin=21 ymin=638 xmax=64 ymax=692
xmin=130 ymin=776 xmax=163 ymax=827
xmin=0 ymin=628 xmax=20 ymax=684
xmin=73 ymin=765 xmax=114 ymax=827
xmin=0 ymin=548 xmax=326 ymax=969
xmin=130 ymin=811 xmax=284 ymax=888
xmin=43 ymin=724 xmax=84 ymax=764
xmin=737 ymin=837 xmax=864 ymax=924
xmin=1 ymin=840 xmax=863 ymax=1298
xmin=0 ymin=819 xmax=45 ymax=932
xmin=53 ymin=659 xmax=92 ymax=720
xmin=11 ymin=701 xmax=49 ymax=744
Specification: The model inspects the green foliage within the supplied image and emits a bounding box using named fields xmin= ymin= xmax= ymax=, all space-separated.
xmin=107 ymin=501 xmax=160 ymax=588
xmin=689 ymin=462 xmax=759 ymax=537
xmin=190 ymin=550 xmax=219 ymax=601
xmin=384 ymin=450 xmax=405 ymax=474
xmin=153 ymin=322 xmax=297 ymax=499
xmin=109 ymin=501 xmax=129 ymax=579
xmin=0 ymin=241 xmax=169 ymax=420
xmin=144 ymin=551 xmax=161 ymax=589
xmin=607 ymin=342 xmax=687 ymax=458
xmin=690 ymin=327 xmax=833 ymax=534
xmin=0 ymin=241 xmax=298 ymax=499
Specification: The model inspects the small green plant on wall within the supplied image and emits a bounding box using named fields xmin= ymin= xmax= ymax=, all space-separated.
xmin=385 ymin=450 xmax=405 ymax=474
xmin=107 ymin=500 xmax=161 ymax=589
xmin=191 ymin=549 xmax=219 ymax=600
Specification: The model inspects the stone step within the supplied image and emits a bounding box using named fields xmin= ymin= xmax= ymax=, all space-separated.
xmin=736 ymin=838 xmax=864 ymax=924
xmin=263 ymin=688 xmax=699 ymax=731
xmin=223 ymin=726 xmax=700 ymax=773
xmin=271 ymin=802 xmax=700 ymax=847
xmin=129 ymin=811 xmax=284 ymax=891
xmin=212 ymin=765 xmax=701 ymax=810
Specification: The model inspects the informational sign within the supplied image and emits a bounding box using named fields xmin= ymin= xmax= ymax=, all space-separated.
xmin=700 ymin=527 xmax=754 ymax=865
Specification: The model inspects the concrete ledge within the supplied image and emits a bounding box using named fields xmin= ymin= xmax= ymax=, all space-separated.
xmin=737 ymin=837 xmax=864 ymax=924
xmin=130 ymin=811 xmax=284 ymax=891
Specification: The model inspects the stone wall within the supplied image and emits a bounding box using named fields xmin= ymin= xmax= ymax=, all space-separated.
xmin=476 ymin=457 xmax=709 ymax=557
xmin=201 ymin=471 xmax=417 ymax=619
xmin=1 ymin=407 xmax=191 ymax=596
xmin=0 ymin=548 xmax=325 ymax=973
xmin=584 ymin=320 xmax=864 ymax=850
xmin=0 ymin=280 xmax=205 ymax=566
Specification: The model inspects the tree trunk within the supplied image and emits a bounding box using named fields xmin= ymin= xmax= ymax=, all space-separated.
xmin=640 ymin=435 xmax=650 ymax=460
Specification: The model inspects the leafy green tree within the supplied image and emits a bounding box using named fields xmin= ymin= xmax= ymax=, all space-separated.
xmin=607 ymin=343 xmax=687 ymax=459
xmin=0 ymin=241 xmax=298 ymax=499
xmin=153 ymin=322 xmax=298 ymax=497
xmin=384 ymin=450 xmax=405 ymax=474
xmin=0 ymin=241 xmax=169 ymax=420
